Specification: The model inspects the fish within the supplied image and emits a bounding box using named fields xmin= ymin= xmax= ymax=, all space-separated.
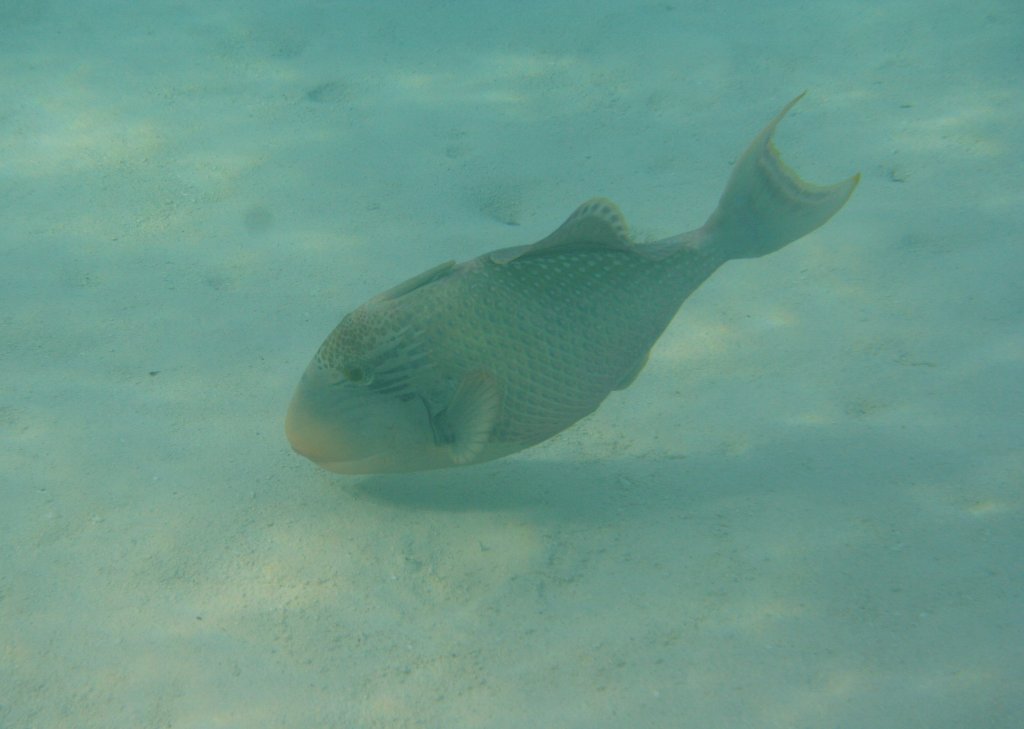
xmin=285 ymin=94 xmax=858 ymax=474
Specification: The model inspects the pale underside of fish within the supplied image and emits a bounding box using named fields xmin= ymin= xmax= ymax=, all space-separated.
xmin=286 ymin=94 xmax=859 ymax=474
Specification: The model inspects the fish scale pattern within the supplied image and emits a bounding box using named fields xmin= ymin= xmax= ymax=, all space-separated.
xmin=403 ymin=244 xmax=720 ymax=447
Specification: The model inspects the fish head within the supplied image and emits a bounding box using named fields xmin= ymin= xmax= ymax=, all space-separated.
xmin=285 ymin=304 xmax=444 ymax=474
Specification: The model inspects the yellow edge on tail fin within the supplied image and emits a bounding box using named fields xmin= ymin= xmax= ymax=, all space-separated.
xmin=704 ymin=93 xmax=859 ymax=260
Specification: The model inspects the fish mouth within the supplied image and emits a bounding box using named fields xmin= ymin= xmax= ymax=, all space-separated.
xmin=286 ymin=406 xmax=386 ymax=473
xmin=285 ymin=411 xmax=414 ymax=475
xmin=284 ymin=373 xmax=435 ymax=474
xmin=285 ymin=388 xmax=360 ymax=465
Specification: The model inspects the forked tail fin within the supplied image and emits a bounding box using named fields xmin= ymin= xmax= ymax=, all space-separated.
xmin=703 ymin=93 xmax=859 ymax=260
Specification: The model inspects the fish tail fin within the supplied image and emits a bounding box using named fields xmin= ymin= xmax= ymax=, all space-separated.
xmin=702 ymin=93 xmax=859 ymax=260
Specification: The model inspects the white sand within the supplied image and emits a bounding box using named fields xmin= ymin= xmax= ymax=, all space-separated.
xmin=1 ymin=1 xmax=1021 ymax=727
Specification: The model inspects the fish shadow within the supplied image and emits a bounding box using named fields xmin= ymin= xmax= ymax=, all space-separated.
xmin=341 ymin=422 xmax=970 ymax=522
xmin=344 ymin=453 xmax=737 ymax=524
xmin=347 ymin=458 xmax=627 ymax=519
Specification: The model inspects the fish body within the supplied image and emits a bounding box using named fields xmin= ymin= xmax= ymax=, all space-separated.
xmin=286 ymin=95 xmax=858 ymax=474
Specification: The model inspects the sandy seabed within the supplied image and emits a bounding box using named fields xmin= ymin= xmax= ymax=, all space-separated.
xmin=1 ymin=1 xmax=1021 ymax=727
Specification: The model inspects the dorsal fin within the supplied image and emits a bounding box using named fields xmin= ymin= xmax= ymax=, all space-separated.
xmin=490 ymin=197 xmax=631 ymax=264
xmin=370 ymin=260 xmax=456 ymax=303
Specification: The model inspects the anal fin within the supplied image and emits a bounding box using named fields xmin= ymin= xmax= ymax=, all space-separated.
xmin=614 ymin=351 xmax=650 ymax=391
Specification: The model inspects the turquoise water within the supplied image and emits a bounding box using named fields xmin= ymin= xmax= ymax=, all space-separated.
xmin=1 ymin=1 xmax=1021 ymax=727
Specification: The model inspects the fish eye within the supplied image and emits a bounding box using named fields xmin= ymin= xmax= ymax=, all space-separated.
xmin=342 ymin=365 xmax=370 ymax=384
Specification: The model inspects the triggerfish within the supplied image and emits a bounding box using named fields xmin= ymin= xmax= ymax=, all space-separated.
xmin=286 ymin=94 xmax=858 ymax=474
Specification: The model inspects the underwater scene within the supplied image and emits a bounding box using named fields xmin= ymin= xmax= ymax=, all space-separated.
xmin=1 ymin=1 xmax=1021 ymax=727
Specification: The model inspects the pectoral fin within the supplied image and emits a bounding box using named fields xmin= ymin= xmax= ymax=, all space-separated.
xmin=429 ymin=371 xmax=501 ymax=465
